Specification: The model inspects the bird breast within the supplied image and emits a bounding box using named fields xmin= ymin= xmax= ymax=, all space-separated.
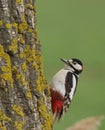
xmin=50 ymin=69 xmax=70 ymax=97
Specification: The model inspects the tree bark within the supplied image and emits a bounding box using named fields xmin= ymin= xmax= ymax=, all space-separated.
xmin=0 ymin=0 xmax=52 ymax=130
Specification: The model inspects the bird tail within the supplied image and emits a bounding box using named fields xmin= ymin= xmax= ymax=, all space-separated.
xmin=63 ymin=93 xmax=71 ymax=113
xmin=52 ymin=111 xmax=57 ymax=124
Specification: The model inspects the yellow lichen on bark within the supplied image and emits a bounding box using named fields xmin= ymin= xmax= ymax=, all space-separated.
xmin=0 ymin=122 xmax=6 ymax=130
xmin=18 ymin=22 xmax=28 ymax=33
xmin=12 ymin=23 xmax=18 ymax=29
xmin=0 ymin=110 xmax=12 ymax=130
xmin=19 ymin=34 xmax=25 ymax=45
xmin=26 ymin=84 xmax=32 ymax=99
xmin=21 ymin=62 xmax=27 ymax=71
xmin=12 ymin=105 xmax=24 ymax=117
xmin=0 ymin=45 xmax=13 ymax=88
xmin=25 ymin=4 xmax=34 ymax=10
xmin=16 ymin=0 xmax=22 ymax=5
xmin=16 ymin=72 xmax=26 ymax=86
xmin=0 ymin=110 xmax=12 ymax=122
xmin=0 ymin=20 xmax=3 ymax=26
xmin=9 ymin=37 xmax=18 ymax=54
xmin=14 ymin=121 xmax=24 ymax=130
xmin=5 ymin=23 xmax=12 ymax=29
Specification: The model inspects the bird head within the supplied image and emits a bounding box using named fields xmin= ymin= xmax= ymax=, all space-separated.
xmin=60 ymin=58 xmax=83 ymax=75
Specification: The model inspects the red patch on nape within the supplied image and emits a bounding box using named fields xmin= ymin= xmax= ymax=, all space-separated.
xmin=50 ymin=88 xmax=63 ymax=113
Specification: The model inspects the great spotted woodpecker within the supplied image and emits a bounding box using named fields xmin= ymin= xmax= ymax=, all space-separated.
xmin=50 ymin=58 xmax=83 ymax=122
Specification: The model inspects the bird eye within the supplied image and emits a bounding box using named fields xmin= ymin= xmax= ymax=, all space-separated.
xmin=73 ymin=61 xmax=77 ymax=65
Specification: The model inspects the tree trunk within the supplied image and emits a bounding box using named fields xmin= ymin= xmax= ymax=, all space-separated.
xmin=0 ymin=0 xmax=52 ymax=130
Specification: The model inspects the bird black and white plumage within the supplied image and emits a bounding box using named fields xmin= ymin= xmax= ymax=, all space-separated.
xmin=50 ymin=58 xmax=83 ymax=122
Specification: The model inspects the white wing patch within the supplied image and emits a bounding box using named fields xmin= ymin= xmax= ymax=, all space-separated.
xmin=70 ymin=74 xmax=76 ymax=100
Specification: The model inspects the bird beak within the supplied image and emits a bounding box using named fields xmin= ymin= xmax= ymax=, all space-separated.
xmin=60 ymin=58 xmax=68 ymax=65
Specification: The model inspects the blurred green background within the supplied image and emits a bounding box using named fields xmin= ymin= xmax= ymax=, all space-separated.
xmin=36 ymin=0 xmax=105 ymax=130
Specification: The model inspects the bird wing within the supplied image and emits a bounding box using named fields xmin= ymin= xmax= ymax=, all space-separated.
xmin=58 ymin=72 xmax=74 ymax=120
xmin=64 ymin=72 xmax=73 ymax=110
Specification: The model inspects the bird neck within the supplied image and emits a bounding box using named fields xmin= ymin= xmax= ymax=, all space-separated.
xmin=64 ymin=65 xmax=78 ymax=76
xmin=64 ymin=65 xmax=74 ymax=72
xmin=64 ymin=67 xmax=79 ymax=78
xmin=73 ymin=72 xmax=79 ymax=78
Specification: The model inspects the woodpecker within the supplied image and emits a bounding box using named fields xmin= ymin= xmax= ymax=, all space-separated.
xmin=50 ymin=58 xmax=83 ymax=122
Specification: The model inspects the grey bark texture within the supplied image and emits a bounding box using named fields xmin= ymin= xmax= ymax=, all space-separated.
xmin=0 ymin=0 xmax=52 ymax=130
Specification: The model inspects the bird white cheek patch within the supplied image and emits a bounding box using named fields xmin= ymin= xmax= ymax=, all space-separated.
xmin=75 ymin=64 xmax=82 ymax=71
